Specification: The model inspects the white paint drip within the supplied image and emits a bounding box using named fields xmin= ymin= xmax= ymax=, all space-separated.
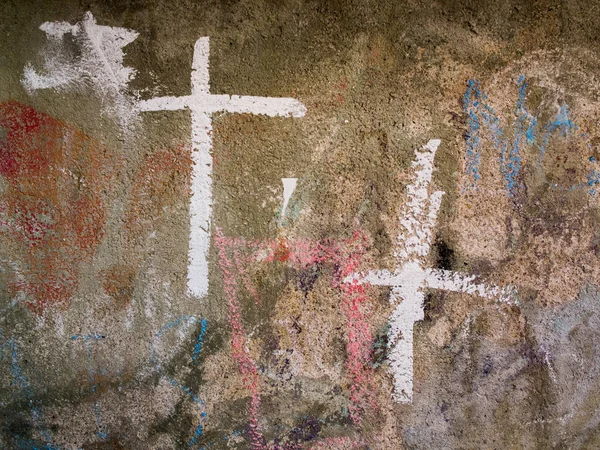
xmin=344 ymin=139 xmax=518 ymax=404
xmin=22 ymin=12 xmax=139 ymax=132
xmin=540 ymin=344 xmax=558 ymax=384
xmin=280 ymin=178 xmax=298 ymax=223
xmin=55 ymin=313 xmax=64 ymax=337
xmin=125 ymin=305 xmax=134 ymax=330
xmin=138 ymin=37 xmax=306 ymax=298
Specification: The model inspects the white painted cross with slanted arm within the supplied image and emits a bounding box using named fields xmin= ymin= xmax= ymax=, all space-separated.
xmin=345 ymin=139 xmax=517 ymax=403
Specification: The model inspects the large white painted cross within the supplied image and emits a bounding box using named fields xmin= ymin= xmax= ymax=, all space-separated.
xmin=139 ymin=38 xmax=306 ymax=297
xmin=345 ymin=139 xmax=517 ymax=403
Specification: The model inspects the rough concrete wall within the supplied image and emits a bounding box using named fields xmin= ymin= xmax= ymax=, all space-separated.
xmin=1 ymin=0 xmax=600 ymax=448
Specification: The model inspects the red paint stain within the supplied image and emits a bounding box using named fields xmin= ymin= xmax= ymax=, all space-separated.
xmin=101 ymin=146 xmax=192 ymax=308
xmin=124 ymin=145 xmax=192 ymax=246
xmin=0 ymin=101 xmax=116 ymax=315
xmin=273 ymin=237 xmax=290 ymax=262
xmin=99 ymin=264 xmax=136 ymax=310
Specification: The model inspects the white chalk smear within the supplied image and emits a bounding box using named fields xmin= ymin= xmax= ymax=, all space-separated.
xmin=138 ymin=37 xmax=306 ymax=298
xmin=22 ymin=12 xmax=139 ymax=133
xmin=344 ymin=139 xmax=518 ymax=404
xmin=280 ymin=178 xmax=298 ymax=224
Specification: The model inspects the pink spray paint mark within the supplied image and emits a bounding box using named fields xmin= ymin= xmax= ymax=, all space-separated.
xmin=337 ymin=231 xmax=379 ymax=425
xmin=214 ymin=228 xmax=264 ymax=449
xmin=214 ymin=228 xmax=379 ymax=447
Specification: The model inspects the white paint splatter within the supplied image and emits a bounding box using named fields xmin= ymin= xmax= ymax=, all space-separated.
xmin=22 ymin=12 xmax=139 ymax=132
xmin=138 ymin=37 xmax=306 ymax=298
xmin=345 ymin=139 xmax=518 ymax=403
xmin=280 ymin=178 xmax=298 ymax=224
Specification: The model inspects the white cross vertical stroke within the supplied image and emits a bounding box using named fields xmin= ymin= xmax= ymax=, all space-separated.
xmin=345 ymin=139 xmax=517 ymax=404
xmin=138 ymin=37 xmax=306 ymax=297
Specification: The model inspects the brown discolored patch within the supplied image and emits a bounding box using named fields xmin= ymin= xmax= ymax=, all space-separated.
xmin=99 ymin=264 xmax=136 ymax=310
xmin=125 ymin=145 xmax=192 ymax=241
xmin=0 ymin=101 xmax=117 ymax=315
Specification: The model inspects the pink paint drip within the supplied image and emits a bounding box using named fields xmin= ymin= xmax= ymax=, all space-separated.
xmin=338 ymin=231 xmax=378 ymax=425
xmin=214 ymin=228 xmax=264 ymax=449
xmin=214 ymin=228 xmax=379 ymax=447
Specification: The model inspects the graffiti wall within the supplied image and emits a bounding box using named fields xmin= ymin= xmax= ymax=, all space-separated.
xmin=2 ymin=1 xmax=600 ymax=448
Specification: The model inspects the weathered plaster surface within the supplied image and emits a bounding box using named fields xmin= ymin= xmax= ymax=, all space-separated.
xmin=1 ymin=1 xmax=600 ymax=448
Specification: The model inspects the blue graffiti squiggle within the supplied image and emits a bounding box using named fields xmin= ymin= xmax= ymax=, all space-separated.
xmin=538 ymin=105 xmax=576 ymax=161
xmin=192 ymin=319 xmax=208 ymax=366
xmin=151 ymin=316 xmax=208 ymax=448
xmin=463 ymin=76 xmax=597 ymax=196
xmin=463 ymin=77 xmax=537 ymax=196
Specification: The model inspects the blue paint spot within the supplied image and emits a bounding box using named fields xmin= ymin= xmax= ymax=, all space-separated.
xmin=463 ymin=77 xmax=524 ymax=196
xmin=15 ymin=437 xmax=59 ymax=450
xmin=462 ymin=79 xmax=483 ymax=186
xmin=151 ymin=315 xmax=207 ymax=370
xmin=187 ymin=424 xmax=204 ymax=447
xmin=538 ymin=104 xmax=577 ymax=161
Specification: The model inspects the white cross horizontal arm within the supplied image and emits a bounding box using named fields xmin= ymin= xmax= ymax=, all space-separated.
xmin=425 ymin=268 xmax=518 ymax=305
xmin=345 ymin=267 xmax=516 ymax=305
xmin=138 ymin=94 xmax=306 ymax=117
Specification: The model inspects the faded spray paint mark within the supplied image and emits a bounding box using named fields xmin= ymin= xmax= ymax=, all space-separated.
xmin=280 ymin=178 xmax=298 ymax=225
xmin=213 ymin=229 xmax=263 ymax=449
xmin=150 ymin=316 xmax=208 ymax=447
xmin=346 ymin=139 xmax=517 ymax=403
xmin=71 ymin=334 xmax=108 ymax=441
xmin=139 ymin=37 xmax=306 ymax=299
xmin=463 ymin=76 xmax=599 ymax=196
xmin=338 ymin=231 xmax=378 ymax=425
xmin=0 ymin=102 xmax=115 ymax=315
xmin=0 ymin=330 xmax=56 ymax=448
xmin=100 ymin=146 xmax=192 ymax=311
xmin=22 ymin=12 xmax=139 ymax=133
xmin=463 ymin=78 xmax=530 ymax=195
